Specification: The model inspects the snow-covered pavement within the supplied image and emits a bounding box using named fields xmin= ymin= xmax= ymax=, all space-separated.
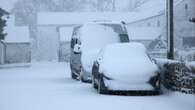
xmin=0 ymin=62 xmax=194 ymax=110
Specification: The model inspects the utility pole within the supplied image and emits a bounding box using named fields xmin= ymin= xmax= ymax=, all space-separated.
xmin=166 ymin=0 xmax=174 ymax=59
xmin=112 ymin=0 xmax=116 ymax=12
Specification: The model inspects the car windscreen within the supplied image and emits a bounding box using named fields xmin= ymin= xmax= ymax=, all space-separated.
xmin=103 ymin=43 xmax=148 ymax=61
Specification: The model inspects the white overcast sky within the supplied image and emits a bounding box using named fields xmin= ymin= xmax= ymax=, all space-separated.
xmin=0 ymin=0 xmax=18 ymax=12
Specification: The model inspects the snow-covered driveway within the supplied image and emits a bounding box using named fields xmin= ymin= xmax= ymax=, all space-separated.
xmin=0 ymin=62 xmax=194 ymax=110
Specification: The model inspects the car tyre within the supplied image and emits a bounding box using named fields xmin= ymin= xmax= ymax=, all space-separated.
xmin=98 ymin=75 xmax=107 ymax=94
xmin=92 ymin=75 xmax=98 ymax=89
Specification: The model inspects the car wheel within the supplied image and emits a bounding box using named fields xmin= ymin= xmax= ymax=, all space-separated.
xmin=155 ymin=77 xmax=161 ymax=94
xmin=92 ymin=75 xmax=98 ymax=89
xmin=98 ymin=76 xmax=106 ymax=94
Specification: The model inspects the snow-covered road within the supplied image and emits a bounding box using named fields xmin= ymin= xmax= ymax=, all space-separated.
xmin=0 ymin=62 xmax=194 ymax=110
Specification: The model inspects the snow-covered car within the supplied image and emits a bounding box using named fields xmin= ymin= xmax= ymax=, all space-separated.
xmin=92 ymin=43 xmax=161 ymax=95
xmin=70 ymin=21 xmax=129 ymax=83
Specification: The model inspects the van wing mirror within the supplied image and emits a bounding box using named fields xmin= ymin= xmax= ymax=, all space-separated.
xmin=73 ymin=44 xmax=81 ymax=54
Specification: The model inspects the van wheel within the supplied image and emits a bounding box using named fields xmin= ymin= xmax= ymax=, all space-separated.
xmin=80 ymin=68 xmax=89 ymax=83
xmin=70 ymin=64 xmax=77 ymax=80
xmin=71 ymin=72 xmax=77 ymax=80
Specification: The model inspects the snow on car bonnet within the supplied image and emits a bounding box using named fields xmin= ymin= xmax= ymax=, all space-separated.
xmin=99 ymin=43 xmax=158 ymax=83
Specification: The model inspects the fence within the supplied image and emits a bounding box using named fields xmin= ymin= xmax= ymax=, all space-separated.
xmin=5 ymin=43 xmax=31 ymax=64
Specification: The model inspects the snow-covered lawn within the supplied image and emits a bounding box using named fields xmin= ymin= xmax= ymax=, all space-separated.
xmin=0 ymin=62 xmax=194 ymax=110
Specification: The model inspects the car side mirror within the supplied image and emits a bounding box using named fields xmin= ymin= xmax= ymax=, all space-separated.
xmin=73 ymin=44 xmax=81 ymax=54
xmin=97 ymin=57 xmax=102 ymax=63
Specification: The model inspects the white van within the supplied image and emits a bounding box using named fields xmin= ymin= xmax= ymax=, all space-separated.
xmin=70 ymin=21 xmax=130 ymax=83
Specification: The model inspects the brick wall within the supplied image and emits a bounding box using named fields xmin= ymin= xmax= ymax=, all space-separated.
xmin=155 ymin=59 xmax=195 ymax=94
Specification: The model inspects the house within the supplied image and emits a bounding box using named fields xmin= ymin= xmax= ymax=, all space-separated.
xmin=34 ymin=12 xmax=160 ymax=62
xmin=126 ymin=26 xmax=167 ymax=58
xmin=127 ymin=26 xmax=162 ymax=48
xmin=127 ymin=0 xmax=195 ymax=59
xmin=148 ymin=36 xmax=167 ymax=58
xmin=58 ymin=27 xmax=73 ymax=62
xmin=4 ymin=15 xmax=30 ymax=64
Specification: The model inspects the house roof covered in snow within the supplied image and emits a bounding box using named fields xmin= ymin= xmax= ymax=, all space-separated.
xmin=128 ymin=0 xmax=184 ymax=23
xmin=37 ymin=12 xmax=166 ymax=25
xmin=127 ymin=27 xmax=161 ymax=41
xmin=4 ymin=15 xmax=30 ymax=43
xmin=133 ymin=0 xmax=166 ymax=14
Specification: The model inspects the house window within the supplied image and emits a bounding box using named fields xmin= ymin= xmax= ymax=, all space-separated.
xmin=183 ymin=37 xmax=195 ymax=47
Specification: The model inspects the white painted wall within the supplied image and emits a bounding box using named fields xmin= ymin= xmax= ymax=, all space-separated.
xmin=34 ymin=26 xmax=60 ymax=62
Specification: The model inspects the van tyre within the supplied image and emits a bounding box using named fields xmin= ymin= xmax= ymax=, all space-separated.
xmin=80 ymin=68 xmax=90 ymax=83
xmin=71 ymin=72 xmax=77 ymax=80
xmin=70 ymin=64 xmax=77 ymax=80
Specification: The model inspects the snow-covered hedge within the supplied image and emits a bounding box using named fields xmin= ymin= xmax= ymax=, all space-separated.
xmin=154 ymin=58 xmax=195 ymax=94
